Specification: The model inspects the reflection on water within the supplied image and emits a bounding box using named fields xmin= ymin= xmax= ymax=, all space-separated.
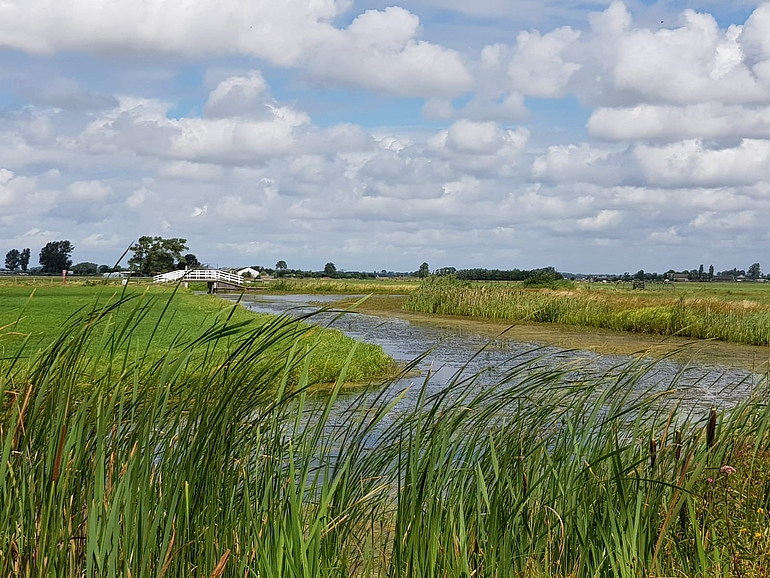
xmin=223 ymin=293 xmax=761 ymax=416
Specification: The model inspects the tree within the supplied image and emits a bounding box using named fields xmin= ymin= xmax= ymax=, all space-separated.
xmin=748 ymin=262 xmax=761 ymax=280
xmin=39 ymin=240 xmax=74 ymax=274
xmin=180 ymin=253 xmax=200 ymax=269
xmin=128 ymin=236 xmax=188 ymax=276
xmin=324 ymin=262 xmax=337 ymax=277
xmin=417 ymin=262 xmax=430 ymax=278
xmin=98 ymin=265 xmax=111 ymax=274
xmin=698 ymin=264 xmax=704 ymax=280
xmin=19 ymin=248 xmax=30 ymax=272
xmin=71 ymin=262 xmax=98 ymax=276
xmin=708 ymin=264 xmax=714 ymax=280
xmin=634 ymin=269 xmax=645 ymax=280
xmin=5 ymin=249 xmax=20 ymax=271
xmin=276 ymin=260 xmax=287 ymax=270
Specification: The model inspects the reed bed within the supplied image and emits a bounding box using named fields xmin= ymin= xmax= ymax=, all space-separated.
xmin=405 ymin=276 xmax=770 ymax=346
xmin=3 ymin=291 xmax=770 ymax=577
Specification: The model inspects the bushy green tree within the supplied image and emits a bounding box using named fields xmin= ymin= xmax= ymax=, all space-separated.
xmin=748 ymin=262 xmax=761 ymax=280
xmin=71 ymin=262 xmax=98 ymax=276
xmin=5 ymin=249 xmax=20 ymax=271
xmin=39 ymin=240 xmax=74 ymax=274
xmin=522 ymin=267 xmax=565 ymax=287
xmin=180 ymin=253 xmax=200 ymax=269
xmin=128 ymin=236 xmax=188 ymax=276
xmin=324 ymin=262 xmax=337 ymax=277
xmin=417 ymin=262 xmax=430 ymax=278
xmin=19 ymin=248 xmax=30 ymax=272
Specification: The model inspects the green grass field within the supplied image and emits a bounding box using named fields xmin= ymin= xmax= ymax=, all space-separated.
xmin=404 ymin=277 xmax=770 ymax=346
xmin=0 ymin=284 xmax=397 ymax=385
xmin=587 ymin=278 xmax=770 ymax=303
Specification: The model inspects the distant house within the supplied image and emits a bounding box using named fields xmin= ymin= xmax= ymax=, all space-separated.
xmin=236 ymin=267 xmax=261 ymax=278
xmin=102 ymin=271 xmax=130 ymax=279
xmin=713 ymin=275 xmax=735 ymax=282
xmin=667 ymin=273 xmax=690 ymax=282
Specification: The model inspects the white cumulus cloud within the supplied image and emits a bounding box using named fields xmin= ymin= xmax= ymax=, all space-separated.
xmin=305 ymin=7 xmax=472 ymax=97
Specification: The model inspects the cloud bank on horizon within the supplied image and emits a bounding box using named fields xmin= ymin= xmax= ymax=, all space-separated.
xmin=0 ymin=0 xmax=768 ymax=272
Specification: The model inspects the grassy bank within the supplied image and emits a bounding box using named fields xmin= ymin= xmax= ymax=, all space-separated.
xmin=3 ymin=300 xmax=770 ymax=577
xmin=0 ymin=284 xmax=396 ymax=385
xmin=262 ymin=277 xmax=420 ymax=294
xmin=404 ymin=276 xmax=770 ymax=346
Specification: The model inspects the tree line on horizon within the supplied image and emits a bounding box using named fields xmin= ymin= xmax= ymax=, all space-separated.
xmin=4 ymin=241 xmax=75 ymax=275
xmin=592 ymin=262 xmax=764 ymax=282
xmin=2 ymin=237 xmax=200 ymax=277
xmin=2 ymin=237 xmax=765 ymax=283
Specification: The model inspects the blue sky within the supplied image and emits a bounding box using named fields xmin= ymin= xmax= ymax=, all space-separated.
xmin=1 ymin=0 xmax=769 ymax=273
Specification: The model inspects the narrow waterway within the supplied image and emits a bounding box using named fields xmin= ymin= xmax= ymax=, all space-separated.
xmin=224 ymin=293 xmax=763 ymax=418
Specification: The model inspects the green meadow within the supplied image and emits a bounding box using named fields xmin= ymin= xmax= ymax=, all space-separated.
xmin=404 ymin=276 xmax=770 ymax=346
xmin=0 ymin=284 xmax=396 ymax=385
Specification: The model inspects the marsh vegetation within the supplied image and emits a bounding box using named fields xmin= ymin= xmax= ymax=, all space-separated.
xmin=264 ymin=277 xmax=420 ymax=294
xmin=2 ymin=285 xmax=770 ymax=576
xmin=405 ymin=276 xmax=770 ymax=347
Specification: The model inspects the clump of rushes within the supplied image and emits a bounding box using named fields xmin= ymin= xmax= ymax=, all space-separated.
xmin=404 ymin=275 xmax=770 ymax=346
xmin=3 ymin=291 xmax=770 ymax=577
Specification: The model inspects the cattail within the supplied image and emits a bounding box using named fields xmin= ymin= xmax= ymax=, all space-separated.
xmin=707 ymin=408 xmax=717 ymax=449
xmin=649 ymin=438 xmax=657 ymax=469
xmin=675 ymin=429 xmax=682 ymax=460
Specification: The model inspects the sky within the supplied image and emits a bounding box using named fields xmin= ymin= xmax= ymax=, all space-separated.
xmin=0 ymin=0 xmax=769 ymax=274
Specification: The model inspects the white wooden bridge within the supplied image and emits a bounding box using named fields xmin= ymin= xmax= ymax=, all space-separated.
xmin=153 ymin=269 xmax=244 ymax=293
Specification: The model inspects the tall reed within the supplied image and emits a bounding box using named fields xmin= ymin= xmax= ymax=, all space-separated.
xmin=405 ymin=276 xmax=770 ymax=346
xmin=3 ymin=290 xmax=770 ymax=576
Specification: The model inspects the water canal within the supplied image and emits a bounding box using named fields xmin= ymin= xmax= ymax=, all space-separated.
xmin=222 ymin=293 xmax=763 ymax=418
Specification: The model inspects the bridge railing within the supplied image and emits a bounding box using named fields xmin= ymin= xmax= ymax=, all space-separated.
xmin=153 ymin=269 xmax=244 ymax=285
xmin=153 ymin=270 xmax=188 ymax=283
